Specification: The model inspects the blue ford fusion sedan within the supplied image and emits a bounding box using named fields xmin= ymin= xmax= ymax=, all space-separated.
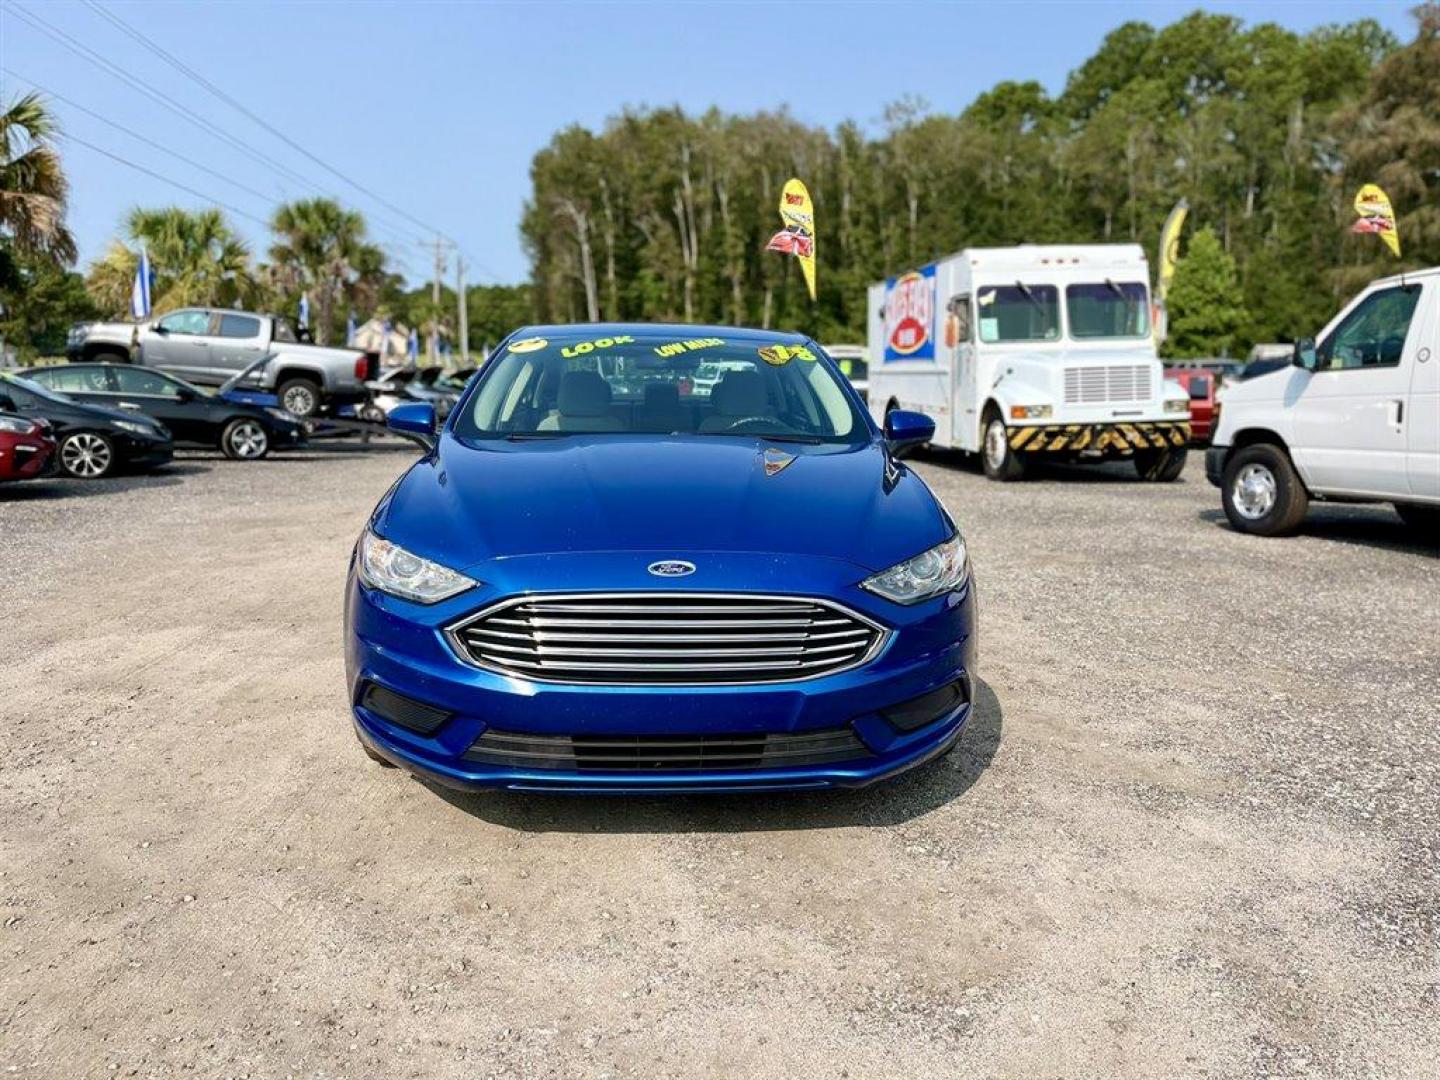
xmin=344 ymin=324 xmax=977 ymax=793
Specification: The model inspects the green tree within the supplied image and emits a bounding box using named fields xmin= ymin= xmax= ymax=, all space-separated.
xmin=0 ymin=245 xmax=96 ymax=359
xmin=85 ymin=206 xmax=254 ymax=315
xmin=268 ymin=198 xmax=385 ymax=345
xmin=0 ymin=92 xmax=76 ymax=265
xmin=1164 ymin=227 xmax=1248 ymax=357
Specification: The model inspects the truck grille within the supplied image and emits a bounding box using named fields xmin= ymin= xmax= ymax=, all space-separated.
xmin=1064 ymin=364 xmax=1152 ymax=404
xmin=447 ymin=593 xmax=887 ymax=685
xmin=463 ymin=727 xmax=872 ymax=771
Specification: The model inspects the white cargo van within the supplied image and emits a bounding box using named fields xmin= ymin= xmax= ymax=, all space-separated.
xmin=1206 ymin=267 xmax=1439 ymax=536
xmin=866 ymin=244 xmax=1191 ymax=481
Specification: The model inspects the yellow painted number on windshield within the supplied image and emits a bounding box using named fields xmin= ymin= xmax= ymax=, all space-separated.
xmin=758 ymin=344 xmax=816 ymax=366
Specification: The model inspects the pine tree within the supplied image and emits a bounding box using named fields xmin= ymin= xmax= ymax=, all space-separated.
xmin=1163 ymin=227 xmax=1248 ymax=358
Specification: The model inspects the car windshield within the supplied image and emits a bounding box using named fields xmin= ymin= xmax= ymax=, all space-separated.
xmin=454 ymin=331 xmax=863 ymax=442
xmin=1066 ymin=282 xmax=1150 ymax=338
xmin=975 ymin=285 xmax=1060 ymax=343
xmin=0 ymin=372 xmax=74 ymax=405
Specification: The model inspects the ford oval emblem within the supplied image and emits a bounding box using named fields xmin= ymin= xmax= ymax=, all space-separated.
xmin=648 ymin=560 xmax=696 ymax=578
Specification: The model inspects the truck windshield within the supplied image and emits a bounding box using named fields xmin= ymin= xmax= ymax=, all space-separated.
xmin=976 ymin=285 xmax=1060 ymax=343
xmin=1066 ymin=282 xmax=1150 ymax=338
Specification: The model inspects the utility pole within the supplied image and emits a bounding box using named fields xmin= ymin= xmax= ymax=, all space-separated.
xmin=455 ymin=255 xmax=469 ymax=369
xmin=429 ymin=234 xmax=446 ymax=367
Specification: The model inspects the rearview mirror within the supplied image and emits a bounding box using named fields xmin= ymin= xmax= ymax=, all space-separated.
xmin=884 ymin=409 xmax=935 ymax=455
xmin=387 ymin=401 xmax=436 ymax=441
xmin=1292 ymin=337 xmax=1318 ymax=372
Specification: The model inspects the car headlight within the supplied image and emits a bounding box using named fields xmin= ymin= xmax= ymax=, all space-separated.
xmin=861 ymin=533 xmax=969 ymax=605
xmin=0 ymin=416 xmax=38 ymax=435
xmin=114 ymin=419 xmax=159 ymax=436
xmin=1164 ymin=398 xmax=1189 ymax=414
xmin=357 ymin=529 xmax=477 ymax=604
xmin=265 ymin=408 xmax=295 ymax=423
xmin=1009 ymin=404 xmax=1052 ymax=420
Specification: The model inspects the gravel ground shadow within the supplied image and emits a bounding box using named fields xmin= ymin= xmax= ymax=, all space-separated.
xmin=0 ymin=463 xmax=209 ymax=501
xmin=1197 ymin=506 xmax=1439 ymax=556
xmin=425 ymin=680 xmax=1003 ymax=834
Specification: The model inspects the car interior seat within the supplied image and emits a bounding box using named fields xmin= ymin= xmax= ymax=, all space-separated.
xmin=537 ymin=370 xmax=625 ymax=432
xmin=698 ymin=371 xmax=771 ymax=432
xmin=634 ymin=383 xmax=689 ymax=433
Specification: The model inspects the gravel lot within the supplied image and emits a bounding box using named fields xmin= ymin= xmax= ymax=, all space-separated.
xmin=2 ymin=443 xmax=1436 ymax=1079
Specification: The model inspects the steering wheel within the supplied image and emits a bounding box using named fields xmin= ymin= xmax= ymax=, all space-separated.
xmin=726 ymin=416 xmax=781 ymax=433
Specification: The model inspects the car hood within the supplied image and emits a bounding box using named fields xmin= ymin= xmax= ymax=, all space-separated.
xmin=373 ymin=435 xmax=951 ymax=574
xmin=1219 ymin=365 xmax=1307 ymax=403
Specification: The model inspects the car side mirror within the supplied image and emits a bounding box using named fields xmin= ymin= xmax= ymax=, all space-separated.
xmin=1292 ymin=337 xmax=1318 ymax=372
xmin=884 ymin=409 xmax=935 ymax=455
xmin=0 ymin=394 xmax=16 ymax=412
xmin=387 ymin=401 xmax=436 ymax=441
xmin=175 ymin=386 xmax=196 ymax=402
xmin=151 ymin=322 xmax=168 ymax=334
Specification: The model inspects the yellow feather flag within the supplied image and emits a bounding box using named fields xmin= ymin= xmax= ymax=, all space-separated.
xmin=1155 ymin=198 xmax=1188 ymax=304
xmin=764 ymin=178 xmax=817 ymax=301
xmin=1351 ymin=184 xmax=1401 ymax=258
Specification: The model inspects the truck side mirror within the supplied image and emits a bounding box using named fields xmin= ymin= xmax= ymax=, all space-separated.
xmin=1292 ymin=338 xmax=1318 ymax=372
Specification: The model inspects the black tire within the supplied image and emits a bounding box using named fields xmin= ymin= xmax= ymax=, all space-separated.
xmin=981 ymin=414 xmax=1026 ymax=481
xmin=89 ymin=348 xmax=131 ymax=364
xmin=58 ymin=430 xmax=117 ymax=479
xmin=1221 ymin=443 xmax=1309 ymax=536
xmin=276 ymin=378 xmax=322 ymax=418
xmin=1394 ymin=503 xmax=1440 ymax=535
xmin=357 ymin=731 xmax=397 ymax=767
xmin=220 ymin=417 xmax=271 ymax=461
xmin=1134 ymin=446 xmax=1188 ymax=482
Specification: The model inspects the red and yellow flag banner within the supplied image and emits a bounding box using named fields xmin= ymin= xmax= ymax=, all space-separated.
xmin=1351 ymin=184 xmax=1400 ymax=258
xmin=765 ymin=178 xmax=816 ymax=301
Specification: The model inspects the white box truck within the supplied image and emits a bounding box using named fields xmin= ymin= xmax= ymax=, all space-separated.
xmin=865 ymin=244 xmax=1191 ymax=481
xmin=1206 ymin=266 xmax=1439 ymax=536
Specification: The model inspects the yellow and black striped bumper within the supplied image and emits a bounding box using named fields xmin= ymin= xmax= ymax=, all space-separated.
xmin=1009 ymin=421 xmax=1190 ymax=454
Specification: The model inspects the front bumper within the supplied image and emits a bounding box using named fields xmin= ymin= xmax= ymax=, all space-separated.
xmin=344 ymin=557 xmax=978 ymax=794
xmin=1009 ymin=420 xmax=1189 ymax=456
xmin=0 ymin=435 xmax=57 ymax=481
xmin=120 ymin=435 xmax=174 ymax=471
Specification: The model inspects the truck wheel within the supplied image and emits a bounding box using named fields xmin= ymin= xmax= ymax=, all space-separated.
xmin=220 ymin=418 xmax=270 ymax=460
xmin=1394 ymin=503 xmax=1440 ymax=535
xmin=1221 ymin=444 xmax=1309 ymax=536
xmin=90 ymin=348 xmax=131 ymax=364
xmin=277 ymin=378 xmax=321 ymax=418
xmin=1134 ymin=447 xmax=1187 ymax=482
xmin=982 ymin=416 xmax=1026 ymax=481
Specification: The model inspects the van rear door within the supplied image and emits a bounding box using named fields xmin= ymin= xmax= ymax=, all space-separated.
xmin=1406 ymin=282 xmax=1438 ymax=499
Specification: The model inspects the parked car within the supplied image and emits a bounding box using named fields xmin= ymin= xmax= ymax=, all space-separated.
xmin=366 ymin=366 xmax=459 ymax=421
xmin=67 ymin=308 xmax=377 ymax=418
xmin=1239 ymin=344 xmax=1294 ymax=383
xmin=824 ymin=344 xmax=870 ymax=402
xmin=0 ymin=408 xmax=57 ymax=483
xmin=1163 ymin=366 xmax=1216 ymax=442
xmin=0 ymin=372 xmax=173 ymax=479
xmin=345 ymin=324 xmax=974 ymax=794
xmin=26 ymin=363 xmax=304 ymax=461
xmin=1206 ymin=267 xmax=1439 ymax=536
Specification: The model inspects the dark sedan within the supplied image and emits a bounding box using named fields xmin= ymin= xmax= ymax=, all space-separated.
xmin=0 ymin=372 xmax=173 ymax=479
xmin=26 ymin=363 xmax=304 ymax=461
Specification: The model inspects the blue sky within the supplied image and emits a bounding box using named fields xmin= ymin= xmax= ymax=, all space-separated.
xmin=0 ymin=0 xmax=1418 ymax=287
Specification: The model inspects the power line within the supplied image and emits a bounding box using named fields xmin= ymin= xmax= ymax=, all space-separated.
xmin=58 ymin=132 xmax=272 ymax=228
xmin=83 ymin=0 xmax=452 ymax=242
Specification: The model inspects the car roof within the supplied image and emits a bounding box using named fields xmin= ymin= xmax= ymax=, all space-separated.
xmin=508 ymin=323 xmax=810 ymax=344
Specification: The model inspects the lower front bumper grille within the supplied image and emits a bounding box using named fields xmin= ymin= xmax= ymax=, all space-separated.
xmin=463 ymin=727 xmax=872 ymax=772
xmin=1009 ymin=421 xmax=1188 ymax=454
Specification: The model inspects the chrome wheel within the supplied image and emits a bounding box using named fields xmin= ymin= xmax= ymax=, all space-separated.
xmin=1232 ymin=462 xmax=1277 ymax=520
xmin=281 ymin=383 xmax=318 ymax=416
xmin=984 ymin=420 xmax=1008 ymax=471
xmin=227 ymin=420 xmax=269 ymax=459
xmin=60 ymin=432 xmax=113 ymax=478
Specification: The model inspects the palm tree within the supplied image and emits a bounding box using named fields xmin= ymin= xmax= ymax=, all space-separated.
xmin=85 ymin=207 xmax=255 ymax=315
xmin=0 ymin=92 xmax=77 ymax=263
xmin=269 ymin=198 xmax=385 ymax=344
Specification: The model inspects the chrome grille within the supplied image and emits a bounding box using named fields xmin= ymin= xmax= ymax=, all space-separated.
xmin=447 ymin=593 xmax=887 ymax=685
xmin=1064 ymin=364 xmax=1152 ymax=404
xmin=464 ymin=727 xmax=872 ymax=771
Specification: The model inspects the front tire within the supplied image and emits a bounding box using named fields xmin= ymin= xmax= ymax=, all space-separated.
xmin=221 ymin=418 xmax=270 ymax=460
xmin=276 ymin=378 xmax=321 ymax=418
xmin=1221 ymin=444 xmax=1309 ymax=536
xmin=59 ymin=431 xmax=116 ymax=479
xmin=982 ymin=416 xmax=1026 ymax=481
xmin=1394 ymin=503 xmax=1440 ymax=536
xmin=1135 ymin=446 xmax=1187 ymax=482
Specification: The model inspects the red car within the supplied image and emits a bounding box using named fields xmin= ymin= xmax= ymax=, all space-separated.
xmin=1165 ymin=367 xmax=1216 ymax=443
xmin=0 ymin=410 xmax=57 ymax=482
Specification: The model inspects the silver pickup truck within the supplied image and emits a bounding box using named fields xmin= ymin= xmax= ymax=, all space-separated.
xmin=67 ymin=308 xmax=376 ymax=417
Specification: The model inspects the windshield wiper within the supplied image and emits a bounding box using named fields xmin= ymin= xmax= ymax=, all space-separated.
xmin=1104 ymin=278 xmax=1127 ymax=299
xmin=504 ymin=431 xmax=573 ymax=441
xmin=1014 ymin=280 xmax=1046 ymax=311
xmin=696 ymin=431 xmax=822 ymax=444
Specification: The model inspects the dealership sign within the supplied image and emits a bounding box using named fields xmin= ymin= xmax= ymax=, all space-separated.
xmin=883 ymin=265 xmax=936 ymax=362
